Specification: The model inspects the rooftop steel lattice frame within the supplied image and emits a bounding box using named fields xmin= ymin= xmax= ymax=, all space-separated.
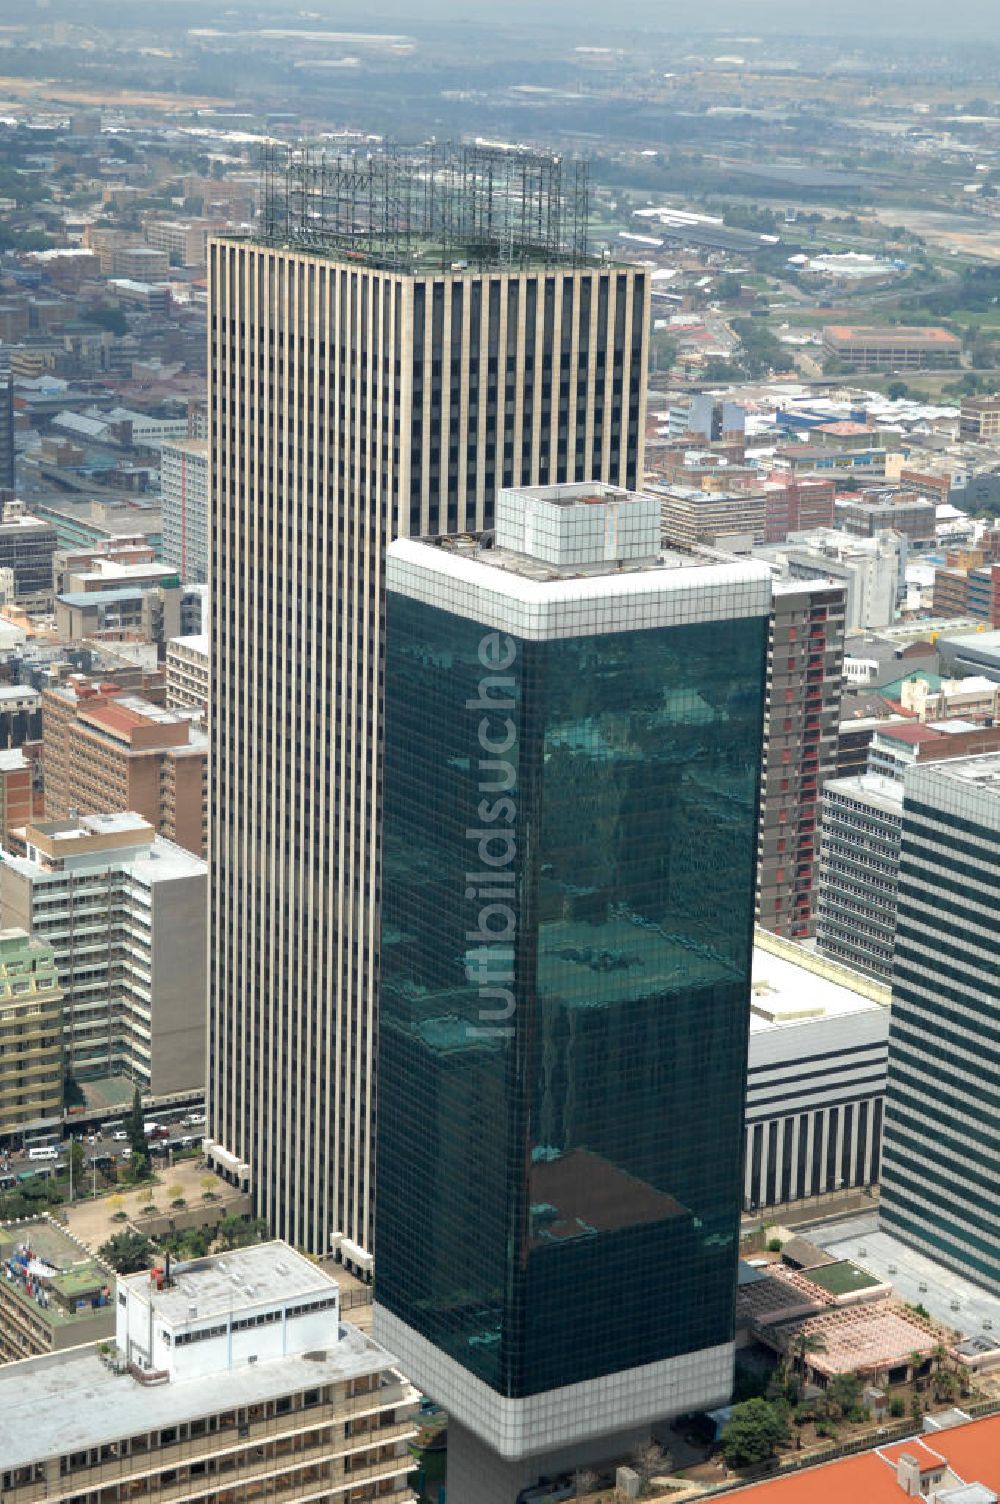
xmin=257 ymin=140 xmax=593 ymax=272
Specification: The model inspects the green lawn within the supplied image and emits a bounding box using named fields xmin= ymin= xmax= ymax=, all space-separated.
xmin=805 ymin=1260 xmax=883 ymax=1297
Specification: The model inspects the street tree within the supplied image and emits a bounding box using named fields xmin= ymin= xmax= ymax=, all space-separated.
xmin=720 ymin=1399 xmax=790 ymax=1468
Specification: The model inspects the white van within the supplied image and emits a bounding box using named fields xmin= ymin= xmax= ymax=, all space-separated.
xmin=28 ymin=1145 xmax=59 ymax=1162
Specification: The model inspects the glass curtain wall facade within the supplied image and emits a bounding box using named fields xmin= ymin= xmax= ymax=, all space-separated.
xmin=377 ymin=593 xmax=767 ymax=1399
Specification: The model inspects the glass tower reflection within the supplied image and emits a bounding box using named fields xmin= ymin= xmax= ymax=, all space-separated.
xmin=377 ymin=588 xmax=767 ymax=1400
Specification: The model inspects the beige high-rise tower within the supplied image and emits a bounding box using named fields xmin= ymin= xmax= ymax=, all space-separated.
xmin=206 ymin=145 xmax=648 ymax=1259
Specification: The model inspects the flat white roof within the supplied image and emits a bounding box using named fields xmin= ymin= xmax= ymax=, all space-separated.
xmin=123 ymin=1242 xmax=330 ymax=1325
xmin=0 ymin=1321 xmax=397 ymax=1471
xmin=168 ymin=632 xmax=209 ymax=656
xmin=749 ymin=934 xmax=888 ymax=1034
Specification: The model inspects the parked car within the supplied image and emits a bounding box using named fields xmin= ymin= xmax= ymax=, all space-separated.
xmin=111 ymin=1130 xmax=128 ymax=1142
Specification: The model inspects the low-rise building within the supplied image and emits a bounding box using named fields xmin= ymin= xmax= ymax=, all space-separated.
xmin=898 ymin=675 xmax=1000 ymax=724
xmin=938 ymin=626 xmax=1000 ymax=682
xmin=823 ymin=324 xmax=963 ymax=371
xmin=1 ymin=812 xmax=207 ymax=1093
xmin=723 ymin=1412 xmax=1000 ymax=1501
xmin=0 ymin=1241 xmax=417 ymax=1504
xmin=960 ymin=391 xmax=1000 ymax=439
xmin=42 ymin=678 xmax=207 ymax=856
xmin=144 ymin=216 xmax=215 ymax=266
xmin=0 ymin=1219 xmax=114 ymax=1362
xmin=52 ymin=536 xmax=158 ymax=595
xmin=745 ymin=931 xmax=890 ymax=1214
xmin=933 ymin=560 xmax=1000 ymax=627
xmin=837 ymin=494 xmax=936 ymax=544
xmin=111 ymin=245 xmax=170 ymax=281
xmin=868 ymin=717 xmax=1000 ymax=779
xmin=54 ymin=556 xmax=183 ymax=649
xmin=0 ymin=929 xmax=63 ymax=1142
xmin=106 ymin=278 xmax=170 ymax=316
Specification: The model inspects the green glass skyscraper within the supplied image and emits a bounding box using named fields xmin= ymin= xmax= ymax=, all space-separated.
xmin=375 ymin=484 xmax=771 ymax=1498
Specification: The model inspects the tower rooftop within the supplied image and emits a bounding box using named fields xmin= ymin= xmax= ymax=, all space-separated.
xmin=247 ymin=140 xmax=600 ymax=273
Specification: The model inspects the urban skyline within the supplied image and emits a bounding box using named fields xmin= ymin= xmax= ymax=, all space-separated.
xmin=0 ymin=8 xmax=998 ymax=1500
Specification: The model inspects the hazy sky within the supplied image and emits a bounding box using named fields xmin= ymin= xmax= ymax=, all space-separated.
xmin=20 ymin=0 xmax=999 ymax=39
xmin=282 ymin=0 xmax=996 ymax=38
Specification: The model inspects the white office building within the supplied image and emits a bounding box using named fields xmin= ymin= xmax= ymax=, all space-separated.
xmin=756 ymin=528 xmax=903 ymax=631
xmin=745 ymin=930 xmax=890 ymax=1214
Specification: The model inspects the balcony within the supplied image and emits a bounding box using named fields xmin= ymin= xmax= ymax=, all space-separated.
xmin=15 ymin=1401 xmax=418 ymax=1504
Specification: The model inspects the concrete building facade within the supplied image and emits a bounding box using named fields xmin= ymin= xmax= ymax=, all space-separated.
xmin=822 ymin=324 xmax=962 ymax=371
xmin=959 ymin=392 xmax=1000 ymax=439
xmin=880 ymin=755 xmax=1000 ymax=1295
xmin=0 ymin=812 xmax=207 ymax=1095
xmin=816 ymin=773 xmax=904 ymax=982
xmin=745 ymin=932 xmax=890 ymax=1214
xmin=0 ymin=749 xmax=33 ymax=847
xmin=165 ymin=632 xmax=209 ymax=718
xmin=0 ymin=1241 xmax=417 ymax=1504
xmin=42 ymin=679 xmax=207 ymax=857
xmin=207 ymin=190 xmax=649 ymax=1257
xmin=159 ymin=437 xmax=209 ymax=584
xmin=836 ymin=494 xmax=936 ymax=544
xmin=757 ymin=578 xmax=846 ymax=940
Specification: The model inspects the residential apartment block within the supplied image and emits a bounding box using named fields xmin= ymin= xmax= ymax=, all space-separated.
xmin=0 ymin=929 xmax=63 ymax=1142
xmin=159 ymin=437 xmax=209 ymax=583
xmin=757 ymin=579 xmax=846 ymax=940
xmin=756 ymin=529 xmax=902 ymax=632
xmin=0 ymin=1241 xmax=417 ymax=1504
xmin=1 ymin=812 xmax=207 ymax=1094
xmin=42 ymin=678 xmax=207 ymax=857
